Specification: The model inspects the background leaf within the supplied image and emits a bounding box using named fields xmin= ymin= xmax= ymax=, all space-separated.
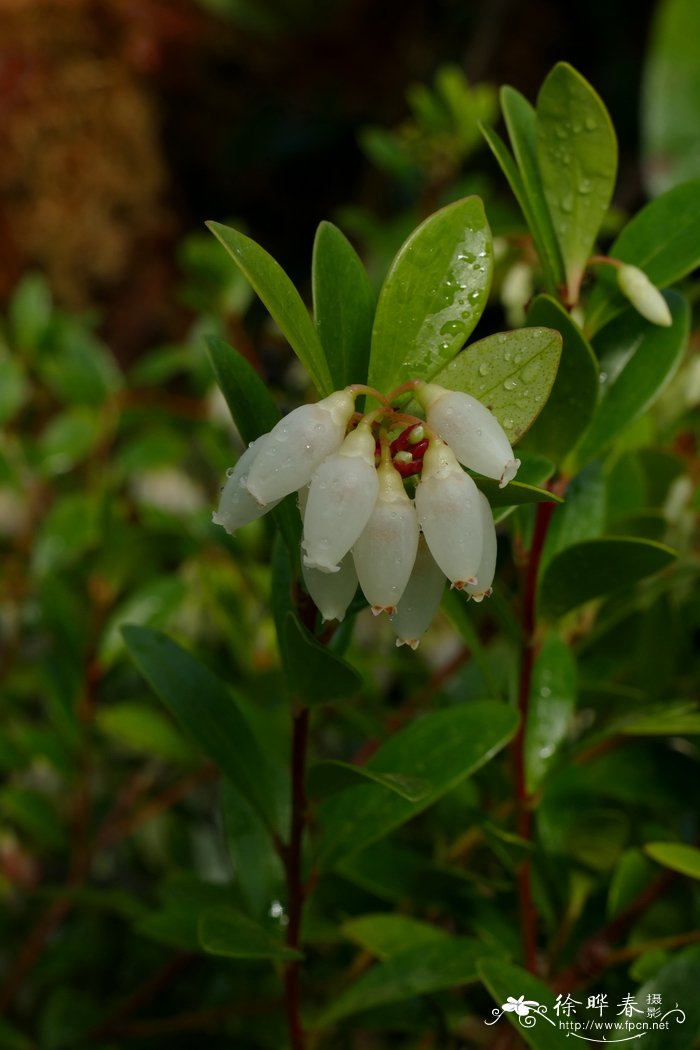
xmin=199 ymin=908 xmax=301 ymax=960
xmin=368 ymin=196 xmax=492 ymax=392
xmin=539 ymin=537 xmax=677 ymax=621
xmin=524 ymin=635 xmax=577 ymax=792
xmin=312 ymin=221 xmax=375 ymax=388
xmin=574 ymin=292 xmax=689 ymax=466
xmin=644 ymin=842 xmax=700 ymax=880
xmin=479 ymin=958 xmax=564 ymax=1050
xmin=307 ymin=760 xmax=429 ymax=802
xmin=432 ymin=327 xmax=562 ymax=443
xmin=340 ymin=914 xmax=448 ymax=959
xmin=282 ymin=613 xmax=362 ymax=705
xmin=536 ymin=62 xmax=617 ymax=301
xmin=207 ymin=221 xmax=333 ymax=394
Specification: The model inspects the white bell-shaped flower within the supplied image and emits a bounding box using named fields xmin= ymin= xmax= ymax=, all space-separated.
xmin=213 ymin=437 xmax=281 ymax=534
xmin=245 ymin=389 xmax=355 ymax=506
xmin=353 ymin=458 xmax=419 ymax=615
xmin=415 ymin=439 xmax=483 ymax=589
xmin=617 ymin=264 xmax=672 ymax=327
xmin=390 ymin=535 xmax=446 ymax=649
xmin=302 ymin=423 xmax=379 ymax=573
xmin=302 ymin=553 xmax=358 ymax=622
xmin=417 ymin=382 xmax=520 ymax=488
xmin=466 ymin=491 xmax=497 ymax=601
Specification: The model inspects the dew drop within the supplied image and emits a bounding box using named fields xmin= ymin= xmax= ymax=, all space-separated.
xmin=522 ymin=361 xmax=540 ymax=383
xmin=503 ymin=418 xmax=514 ymax=430
xmin=504 ymin=378 xmax=518 ymax=391
xmin=540 ymin=685 xmax=552 ymax=698
xmin=458 ymin=251 xmax=476 ymax=264
xmin=478 ymin=362 xmax=490 ymax=376
xmin=578 ymin=177 xmax=592 ymax=194
xmin=599 ymin=371 xmax=608 ymax=384
xmin=226 ymin=467 xmax=235 ymax=477
xmin=584 ymin=115 xmax=597 ymax=130
xmin=560 ymin=192 xmax=574 ymax=214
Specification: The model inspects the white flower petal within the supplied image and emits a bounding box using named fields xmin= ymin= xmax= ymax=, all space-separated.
xmin=418 ymin=382 xmax=520 ymax=487
xmin=213 ymin=437 xmax=280 ymax=533
xmin=302 ymin=425 xmax=379 ymax=573
xmin=466 ymin=491 xmax=497 ymax=601
xmin=415 ymin=441 xmax=483 ymax=589
xmin=245 ymin=389 xmax=354 ymax=506
xmin=390 ymin=535 xmax=445 ymax=649
xmin=302 ymin=551 xmax=358 ymax=622
xmin=353 ymin=460 xmax=419 ymax=614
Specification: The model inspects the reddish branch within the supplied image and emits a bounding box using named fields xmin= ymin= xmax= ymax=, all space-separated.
xmin=282 ymin=706 xmax=310 ymax=1050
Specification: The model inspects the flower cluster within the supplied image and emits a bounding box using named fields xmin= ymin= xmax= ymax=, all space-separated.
xmin=214 ymin=381 xmax=520 ymax=648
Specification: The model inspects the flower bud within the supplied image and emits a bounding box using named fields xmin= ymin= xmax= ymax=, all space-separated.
xmin=465 ymin=491 xmax=497 ymax=601
xmin=302 ymin=552 xmax=358 ymax=622
xmin=617 ymin=264 xmax=672 ymax=327
xmin=213 ymin=437 xmax=281 ymax=534
xmin=302 ymin=424 xmax=379 ymax=573
xmin=245 ymin=389 xmax=355 ymax=506
xmin=353 ymin=459 xmax=419 ymax=615
xmin=415 ymin=440 xmax=483 ymax=589
xmin=390 ymin=535 xmax=446 ymax=649
xmin=417 ymin=382 xmax=520 ymax=488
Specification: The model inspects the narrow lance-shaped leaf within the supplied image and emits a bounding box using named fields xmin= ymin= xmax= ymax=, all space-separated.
xmin=432 ymin=327 xmax=562 ymax=443
xmin=524 ymin=635 xmax=577 ymax=792
xmin=199 ymin=908 xmax=302 ymax=961
xmin=536 ymin=63 xmax=617 ymax=304
xmin=368 ymin=196 xmax=493 ymax=393
xmin=122 ymin=626 xmax=278 ymax=833
xmin=282 ymin=613 xmax=362 ymax=706
xmin=500 ymin=86 xmax=566 ymax=291
xmin=307 ymin=761 xmax=429 ymax=802
xmin=312 ymin=221 xmax=375 ymax=388
xmin=206 ymin=221 xmax=333 ymax=395
xmin=479 ymin=958 xmax=564 ymax=1050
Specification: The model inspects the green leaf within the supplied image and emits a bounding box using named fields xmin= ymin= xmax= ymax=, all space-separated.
xmin=586 ymin=178 xmax=700 ymax=333
xmin=642 ymin=0 xmax=700 ymax=195
xmin=539 ymin=537 xmax=677 ymax=621
xmin=524 ymin=636 xmax=576 ymax=792
xmin=522 ymin=295 xmax=598 ymax=463
xmin=282 ymin=613 xmax=362 ymax=705
xmin=618 ymin=702 xmax=700 ymax=736
xmin=368 ymin=197 xmax=492 ymax=393
xmin=0 ymin=788 xmax=65 ymax=850
xmin=318 ymin=938 xmax=498 ymax=1025
xmin=307 ymin=761 xmax=429 ymax=802
xmin=479 ymin=958 xmax=569 ymax=1050
xmin=432 ymin=327 xmax=562 ymax=443
xmin=644 ymin=842 xmax=700 ymax=880
xmin=199 ymin=908 xmax=301 ymax=960
xmin=312 ymin=221 xmax=375 ymax=388
xmin=33 ymin=493 xmax=100 ymax=575
xmin=37 ymin=407 xmax=102 ymax=475
xmin=340 ymin=914 xmax=448 ymax=960
xmin=221 ymin=779 xmax=284 ymax=919
xmin=608 ymin=849 xmax=656 ymax=918
xmin=574 ymin=292 xmax=689 ymax=465
xmin=316 ymin=702 xmax=518 ymax=868
xmin=500 ymin=87 xmax=565 ymax=290
xmin=475 ymin=477 xmax=562 ymax=510
xmin=96 ymin=702 xmax=197 ymax=764
xmin=206 ymin=221 xmax=333 ymax=395
xmin=9 ymin=272 xmax=52 ymax=353
xmin=633 ymin=947 xmax=700 ymax=1050
xmin=205 ymin=335 xmax=279 ymax=443
xmin=536 ymin=63 xmax=617 ymax=302
xmin=0 ymin=350 xmax=29 ymax=425
xmin=122 ymin=626 xmax=277 ymax=833
xmin=541 ymin=462 xmax=606 ymax=572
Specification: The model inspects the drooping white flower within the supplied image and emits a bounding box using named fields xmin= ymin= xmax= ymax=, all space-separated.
xmin=415 ymin=439 xmax=483 ymax=589
xmin=353 ymin=457 xmax=419 ymax=615
xmin=302 ymin=423 xmax=379 ymax=573
xmin=466 ymin=491 xmax=497 ymax=601
xmin=417 ymin=382 xmax=520 ymax=488
xmin=617 ymin=264 xmax=672 ymax=327
xmin=245 ymin=389 xmax=355 ymax=506
xmin=213 ymin=437 xmax=281 ymax=534
xmin=390 ymin=535 xmax=446 ymax=649
xmin=302 ymin=553 xmax=358 ymax=622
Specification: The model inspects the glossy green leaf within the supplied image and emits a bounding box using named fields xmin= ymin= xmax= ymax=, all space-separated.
xmin=574 ymin=292 xmax=689 ymax=466
xmin=206 ymin=221 xmax=333 ymax=395
xmin=541 ymin=462 xmax=606 ymax=572
xmin=341 ymin=914 xmax=448 ymax=960
xmin=644 ymin=842 xmax=700 ymax=880
xmin=316 ymin=702 xmax=518 ymax=868
xmin=500 ymin=86 xmax=565 ymax=290
xmin=318 ymin=938 xmax=497 ymax=1025
xmin=536 ymin=63 xmax=617 ymax=302
xmin=312 ymin=221 xmax=375 ymax=388
xmin=205 ymin=335 xmax=279 ymax=443
xmin=522 ymin=295 xmax=599 ymax=463
xmin=368 ymin=196 xmax=492 ymax=393
xmin=479 ymin=958 xmax=564 ymax=1050
xmin=524 ymin=636 xmax=576 ymax=792
xmin=642 ymin=0 xmax=700 ymax=195
xmin=539 ymin=537 xmax=677 ymax=621
xmin=307 ymin=760 xmax=429 ymax=802
xmin=122 ymin=626 xmax=277 ymax=832
xmin=432 ymin=327 xmax=562 ymax=443
xmin=586 ymin=179 xmax=700 ymax=333
xmin=618 ymin=702 xmax=700 ymax=736
xmin=282 ymin=613 xmax=362 ymax=705
xmin=199 ymin=908 xmax=301 ymax=960
xmin=222 ymin=779 xmax=284 ymax=919
xmin=633 ymin=947 xmax=700 ymax=1049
